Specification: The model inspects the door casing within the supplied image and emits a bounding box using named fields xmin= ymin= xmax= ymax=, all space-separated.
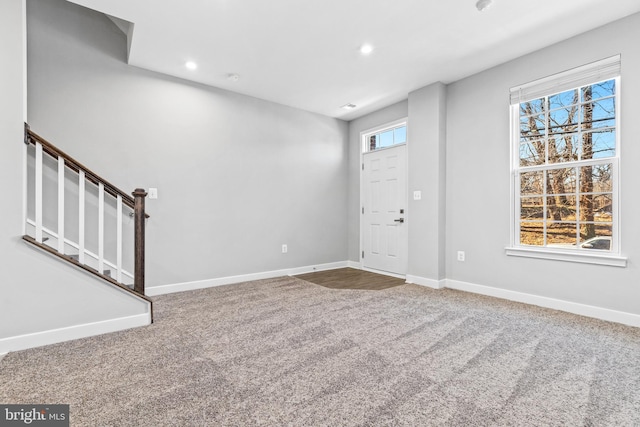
xmin=359 ymin=119 xmax=408 ymax=278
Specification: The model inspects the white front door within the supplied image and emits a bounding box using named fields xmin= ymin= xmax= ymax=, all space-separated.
xmin=362 ymin=144 xmax=407 ymax=275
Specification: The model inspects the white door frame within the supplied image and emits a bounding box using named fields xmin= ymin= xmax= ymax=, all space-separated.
xmin=359 ymin=118 xmax=409 ymax=278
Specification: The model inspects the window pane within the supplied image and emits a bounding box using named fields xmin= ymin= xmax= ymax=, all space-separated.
xmin=519 ymin=138 xmax=544 ymax=166
xmin=592 ymin=194 xmax=612 ymax=221
xmin=520 ymin=197 xmax=544 ymax=220
xmin=547 ymin=168 xmax=576 ymax=194
xmin=547 ymin=222 xmax=577 ymax=246
xmin=547 ymin=195 xmax=576 ymax=221
xmin=582 ymin=98 xmax=615 ymax=130
xmin=520 ymin=171 xmax=543 ymax=195
xmin=379 ymin=130 xmax=394 ymax=148
xmin=369 ymin=135 xmax=378 ymax=151
xmin=520 ymin=221 xmax=544 ymax=246
xmin=580 ymin=194 xmax=595 ymax=224
xmin=579 ymin=223 xmax=612 ymax=250
xmin=549 ymin=89 xmax=578 ymax=110
xmin=581 ymin=129 xmax=615 ymax=159
xmin=548 ymin=134 xmax=579 ymax=164
xmin=580 ymin=164 xmax=612 ymax=193
xmin=549 ymin=107 xmax=578 ymax=134
xmin=579 ymin=192 xmax=612 ymax=227
xmin=583 ymin=79 xmax=615 ymax=102
xmin=593 ymin=163 xmax=613 ymax=192
xmin=520 ymin=114 xmax=545 ymax=136
xmin=520 ymin=99 xmax=545 ymax=116
xmin=549 ymin=123 xmax=578 ymax=139
xmin=394 ymin=126 xmax=406 ymax=144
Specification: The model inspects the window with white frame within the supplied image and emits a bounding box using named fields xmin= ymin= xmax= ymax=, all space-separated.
xmin=509 ymin=55 xmax=622 ymax=264
xmin=365 ymin=123 xmax=407 ymax=152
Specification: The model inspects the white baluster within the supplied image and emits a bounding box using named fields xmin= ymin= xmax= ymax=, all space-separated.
xmin=78 ymin=170 xmax=85 ymax=264
xmin=116 ymin=195 xmax=123 ymax=283
xmin=57 ymin=157 xmax=65 ymax=253
xmin=98 ymin=183 xmax=105 ymax=274
xmin=35 ymin=142 xmax=43 ymax=243
xmin=22 ymin=141 xmax=28 ymax=236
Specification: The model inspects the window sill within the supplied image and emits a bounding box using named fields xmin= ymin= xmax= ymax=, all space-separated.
xmin=505 ymin=246 xmax=627 ymax=267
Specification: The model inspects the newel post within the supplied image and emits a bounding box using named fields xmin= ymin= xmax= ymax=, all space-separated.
xmin=132 ymin=188 xmax=147 ymax=295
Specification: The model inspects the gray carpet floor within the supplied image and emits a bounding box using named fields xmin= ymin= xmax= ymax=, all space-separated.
xmin=1 ymin=276 xmax=640 ymax=426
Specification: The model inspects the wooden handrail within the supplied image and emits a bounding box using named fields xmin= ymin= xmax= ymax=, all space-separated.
xmin=24 ymin=123 xmax=151 ymax=301
xmin=25 ymin=125 xmax=140 ymax=212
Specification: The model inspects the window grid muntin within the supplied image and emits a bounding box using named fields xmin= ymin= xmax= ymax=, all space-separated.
xmin=515 ymin=76 xmax=618 ymax=253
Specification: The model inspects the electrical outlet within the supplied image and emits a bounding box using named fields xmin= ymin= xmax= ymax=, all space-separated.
xmin=148 ymin=188 xmax=158 ymax=199
xmin=413 ymin=190 xmax=422 ymax=200
xmin=282 ymin=244 xmax=288 ymax=254
xmin=457 ymin=251 xmax=465 ymax=262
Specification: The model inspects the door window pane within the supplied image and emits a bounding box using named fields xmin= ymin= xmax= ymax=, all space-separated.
xmin=366 ymin=125 xmax=407 ymax=151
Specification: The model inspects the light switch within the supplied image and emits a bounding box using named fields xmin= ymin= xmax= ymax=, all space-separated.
xmin=413 ymin=190 xmax=422 ymax=200
xmin=148 ymin=188 xmax=158 ymax=199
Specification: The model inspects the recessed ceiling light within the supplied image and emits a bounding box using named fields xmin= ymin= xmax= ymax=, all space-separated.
xmin=359 ymin=44 xmax=374 ymax=55
xmin=341 ymin=103 xmax=357 ymax=110
xmin=185 ymin=61 xmax=197 ymax=70
xmin=476 ymin=0 xmax=493 ymax=12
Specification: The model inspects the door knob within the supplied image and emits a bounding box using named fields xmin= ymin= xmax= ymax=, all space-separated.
xmin=394 ymin=218 xmax=404 ymax=223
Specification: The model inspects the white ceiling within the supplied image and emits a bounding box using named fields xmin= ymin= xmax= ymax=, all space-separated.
xmin=66 ymin=0 xmax=640 ymax=121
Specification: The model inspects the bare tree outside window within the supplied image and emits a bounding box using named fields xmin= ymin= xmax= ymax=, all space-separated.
xmin=517 ymin=79 xmax=616 ymax=250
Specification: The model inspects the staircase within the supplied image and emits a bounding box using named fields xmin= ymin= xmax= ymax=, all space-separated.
xmin=22 ymin=124 xmax=152 ymax=316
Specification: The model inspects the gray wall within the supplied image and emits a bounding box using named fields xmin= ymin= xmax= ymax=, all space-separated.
xmin=0 ymin=0 xmax=148 ymax=348
xmin=348 ymin=13 xmax=640 ymax=316
xmin=445 ymin=13 xmax=640 ymax=313
xmin=348 ymin=85 xmax=448 ymax=285
xmin=407 ymin=83 xmax=447 ymax=283
xmin=27 ymin=0 xmax=350 ymax=288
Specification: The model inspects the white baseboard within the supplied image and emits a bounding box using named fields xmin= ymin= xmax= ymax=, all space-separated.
xmin=446 ymin=279 xmax=640 ymax=328
xmin=289 ymin=261 xmax=350 ymax=276
xmin=347 ymin=260 xmax=362 ymax=269
xmin=146 ymin=261 xmax=350 ymax=296
xmin=0 ymin=313 xmax=151 ymax=354
xmin=406 ymin=275 xmax=446 ymax=289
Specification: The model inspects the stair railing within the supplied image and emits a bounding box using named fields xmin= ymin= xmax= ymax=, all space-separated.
xmin=23 ymin=123 xmax=149 ymax=298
